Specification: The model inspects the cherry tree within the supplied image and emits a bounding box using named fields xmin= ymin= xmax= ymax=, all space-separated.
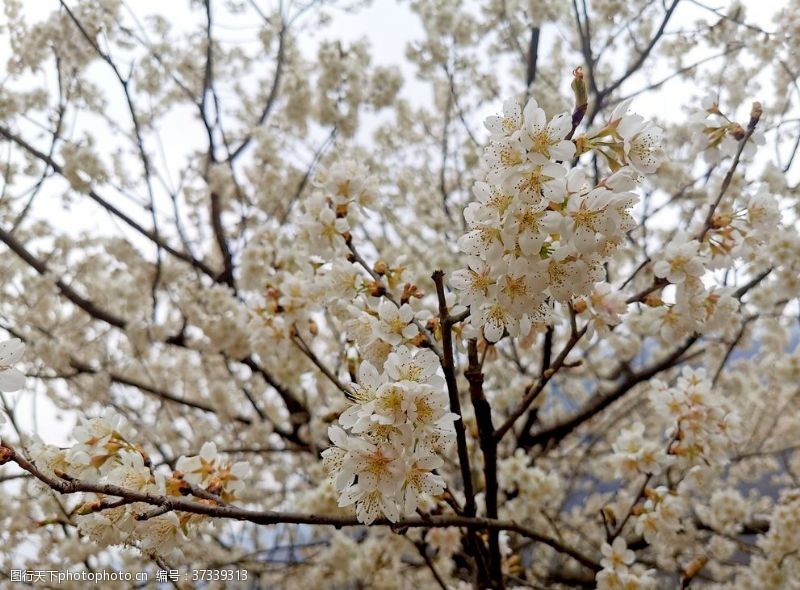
xmin=1 ymin=0 xmax=799 ymax=588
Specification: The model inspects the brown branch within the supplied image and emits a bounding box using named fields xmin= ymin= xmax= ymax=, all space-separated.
xmin=525 ymin=27 xmax=540 ymax=88
xmin=712 ymin=317 xmax=751 ymax=385
xmin=240 ymin=356 xmax=309 ymax=426
xmin=278 ymin=127 xmax=337 ymax=223
xmin=59 ymin=0 xmax=164 ymax=315
xmin=291 ymin=332 xmax=354 ymax=399
xmin=0 ymin=233 xmax=308 ymax=431
xmin=228 ymin=15 xmax=286 ymax=162
xmin=496 ymin=323 xmax=588 ymax=442
xmin=466 ymin=339 xmax=503 ymax=589
xmin=431 ymin=271 xmax=475 ymax=516
xmin=733 ymin=267 xmax=772 ymax=299
xmin=209 ymin=189 xmax=235 ymax=288
xmin=411 ymin=539 xmax=448 ymax=590
xmin=11 ymin=55 xmax=68 ymax=232
xmin=432 ymin=271 xmax=496 ymax=585
xmin=571 ymin=0 xmax=600 ymax=100
xmin=598 ymin=0 xmax=681 ymax=100
xmin=698 ymin=102 xmax=762 ymax=243
xmin=2 ymin=316 xmax=309 ymax=450
xmin=625 ymin=277 xmax=668 ymax=304
xmin=0 ymin=225 xmax=128 ymax=329
xmin=0 ymin=443 xmax=601 ymax=572
xmin=0 ymin=124 xmax=218 ymax=279
xmin=524 ymin=334 xmax=699 ymax=450
xmin=609 ymin=473 xmax=652 ymax=541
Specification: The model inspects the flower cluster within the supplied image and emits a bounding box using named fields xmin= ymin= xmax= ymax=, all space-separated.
xmin=574 ymin=282 xmax=628 ymax=337
xmin=322 ymin=347 xmax=457 ymax=524
xmin=611 ymin=422 xmax=672 ymax=477
xmin=634 ymin=485 xmax=688 ymax=547
xmin=650 ymin=367 xmax=741 ymax=467
xmin=453 ymin=97 xmax=664 ymax=342
xmin=343 ymin=290 xmax=434 ymax=370
xmin=175 ymin=441 xmax=250 ymax=504
xmin=297 ymin=159 xmax=378 ymax=257
xmin=698 ymin=487 xmax=750 ymax=535
xmin=734 ymin=490 xmax=800 ymax=590
xmin=246 ymin=161 xmax=388 ymax=349
xmin=497 ymin=449 xmax=562 ymax=521
xmin=596 ymin=537 xmax=656 ymax=590
xmin=607 ymin=368 xmax=742 ymax=554
xmin=689 ymin=94 xmax=765 ymax=164
xmin=26 ymin=410 xmax=250 ymax=557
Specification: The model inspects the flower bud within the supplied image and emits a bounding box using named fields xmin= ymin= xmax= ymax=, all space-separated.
xmin=411 ymin=333 xmax=430 ymax=348
xmin=748 ymin=101 xmax=762 ymax=130
xmin=75 ymin=500 xmax=103 ymax=515
xmin=644 ymin=293 xmax=663 ymax=307
xmin=0 ymin=446 xmax=12 ymax=465
xmin=373 ymin=260 xmax=388 ymax=275
xmin=368 ymin=281 xmax=386 ymax=297
xmin=683 ymin=556 xmax=709 ymax=579
xmin=602 ymin=506 xmax=617 ymax=528
xmin=401 ymin=282 xmax=422 ymax=304
xmin=571 ymin=67 xmax=587 ymax=111
xmin=729 ymin=123 xmax=745 ymax=141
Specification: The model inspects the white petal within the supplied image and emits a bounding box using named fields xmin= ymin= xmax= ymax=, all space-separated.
xmin=547 ymin=113 xmax=572 ymax=138
xmin=0 ymin=339 xmax=24 ymax=365
xmin=328 ymin=424 xmax=350 ymax=448
xmin=617 ymin=114 xmax=644 ymax=139
xmin=551 ymin=140 xmax=576 ymax=162
xmin=482 ymin=316 xmax=504 ymax=343
xmin=522 ymin=97 xmax=540 ymax=123
xmin=610 ymin=98 xmax=633 ymax=122
xmin=0 ymin=368 xmax=25 ymax=392
xmin=199 ymin=442 xmax=217 ymax=461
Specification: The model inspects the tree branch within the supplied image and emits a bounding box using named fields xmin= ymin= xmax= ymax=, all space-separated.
xmin=496 ymin=323 xmax=587 ymax=442
xmin=431 ymin=271 xmax=475 ymax=515
xmin=0 ymin=443 xmax=600 ymax=572
xmin=524 ymin=335 xmax=699 ymax=450
xmin=466 ymin=339 xmax=503 ymax=588
xmin=0 ymin=125 xmax=219 ymax=279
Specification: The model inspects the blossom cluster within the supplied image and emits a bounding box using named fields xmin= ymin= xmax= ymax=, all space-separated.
xmin=453 ymin=97 xmax=664 ymax=342
xmin=246 ymin=159 xmax=384 ymax=345
xmin=297 ymin=159 xmax=378 ymax=258
xmin=497 ymin=449 xmax=562 ymax=521
xmin=322 ymin=346 xmax=456 ymax=524
xmin=649 ymin=367 xmax=741 ymax=467
xmin=599 ymin=367 xmax=745 ymax=564
xmin=635 ymin=186 xmax=779 ymax=342
xmin=25 ymin=409 xmax=249 ymax=557
xmin=734 ymin=490 xmax=800 ymax=590
xmin=689 ymin=94 xmax=765 ymax=164
xmin=596 ymin=537 xmax=656 ymax=590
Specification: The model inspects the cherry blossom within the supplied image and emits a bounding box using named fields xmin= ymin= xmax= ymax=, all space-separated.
xmin=0 ymin=338 xmax=25 ymax=393
xmin=0 ymin=1 xmax=796 ymax=587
